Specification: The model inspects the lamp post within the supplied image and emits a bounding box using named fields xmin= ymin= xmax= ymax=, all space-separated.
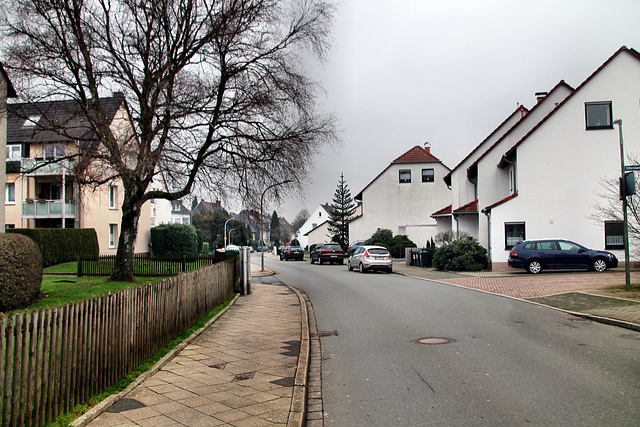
xmin=223 ymin=217 xmax=233 ymax=249
xmin=228 ymin=228 xmax=237 ymax=246
xmin=260 ymin=180 xmax=292 ymax=271
xmin=614 ymin=119 xmax=631 ymax=291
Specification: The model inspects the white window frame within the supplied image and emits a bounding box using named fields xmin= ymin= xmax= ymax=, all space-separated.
xmin=5 ymin=183 xmax=16 ymax=204
xmin=109 ymin=185 xmax=118 ymax=209
xmin=6 ymin=145 xmax=21 ymax=161
xmin=109 ymin=224 xmax=118 ymax=248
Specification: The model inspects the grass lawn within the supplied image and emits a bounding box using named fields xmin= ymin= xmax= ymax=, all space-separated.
xmin=588 ymin=283 xmax=640 ymax=301
xmin=27 ymin=275 xmax=165 ymax=311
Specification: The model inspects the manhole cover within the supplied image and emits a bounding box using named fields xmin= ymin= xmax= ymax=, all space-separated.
xmin=412 ymin=337 xmax=456 ymax=345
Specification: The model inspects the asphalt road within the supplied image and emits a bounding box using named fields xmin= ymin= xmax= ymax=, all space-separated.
xmin=263 ymin=256 xmax=640 ymax=426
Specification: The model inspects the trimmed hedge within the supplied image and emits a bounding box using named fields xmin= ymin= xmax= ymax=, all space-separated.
xmin=7 ymin=228 xmax=99 ymax=268
xmin=150 ymin=224 xmax=199 ymax=255
xmin=0 ymin=234 xmax=43 ymax=311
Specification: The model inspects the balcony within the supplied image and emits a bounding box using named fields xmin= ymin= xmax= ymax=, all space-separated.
xmin=21 ymin=158 xmax=74 ymax=176
xmin=22 ymin=199 xmax=76 ymax=218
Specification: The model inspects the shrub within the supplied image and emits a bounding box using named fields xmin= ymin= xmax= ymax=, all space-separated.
xmin=7 ymin=228 xmax=98 ymax=267
xmin=202 ymin=242 xmax=210 ymax=254
xmin=151 ymin=224 xmax=199 ymax=255
xmin=369 ymin=229 xmax=393 ymax=249
xmin=434 ymin=230 xmax=471 ymax=247
xmin=390 ymin=235 xmax=416 ymax=258
xmin=432 ymin=238 xmax=488 ymax=271
xmin=0 ymin=234 xmax=43 ymax=311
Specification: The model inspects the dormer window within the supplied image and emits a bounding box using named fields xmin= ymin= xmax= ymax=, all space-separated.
xmin=23 ymin=115 xmax=41 ymax=127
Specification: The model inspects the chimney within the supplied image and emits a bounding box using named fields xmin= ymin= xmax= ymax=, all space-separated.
xmin=535 ymin=92 xmax=548 ymax=104
xmin=424 ymin=141 xmax=431 ymax=153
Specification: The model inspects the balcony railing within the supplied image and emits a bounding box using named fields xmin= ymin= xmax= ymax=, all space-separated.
xmin=20 ymin=158 xmax=74 ymax=176
xmin=22 ymin=199 xmax=76 ymax=218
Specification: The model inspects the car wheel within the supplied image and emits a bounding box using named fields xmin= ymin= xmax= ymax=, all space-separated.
xmin=387 ymin=268 xmax=393 ymax=274
xmin=339 ymin=259 xmax=344 ymax=265
xmin=359 ymin=263 xmax=365 ymax=273
xmin=592 ymin=258 xmax=608 ymax=272
xmin=527 ymin=260 xmax=542 ymax=274
xmin=310 ymin=256 xmax=315 ymax=264
xmin=348 ymin=261 xmax=353 ymax=271
xmin=319 ymin=258 xmax=324 ymax=265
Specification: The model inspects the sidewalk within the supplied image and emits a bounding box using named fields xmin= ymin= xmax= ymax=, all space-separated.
xmin=393 ymin=262 xmax=640 ymax=331
xmin=80 ymin=262 xmax=307 ymax=427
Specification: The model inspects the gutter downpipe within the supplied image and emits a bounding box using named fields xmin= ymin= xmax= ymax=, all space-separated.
xmin=482 ymin=207 xmax=491 ymax=271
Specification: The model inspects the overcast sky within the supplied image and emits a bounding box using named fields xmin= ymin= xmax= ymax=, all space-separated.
xmin=277 ymin=0 xmax=640 ymax=223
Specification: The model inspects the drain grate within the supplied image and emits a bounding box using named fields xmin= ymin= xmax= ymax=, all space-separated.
xmin=311 ymin=330 xmax=339 ymax=337
xmin=412 ymin=337 xmax=456 ymax=345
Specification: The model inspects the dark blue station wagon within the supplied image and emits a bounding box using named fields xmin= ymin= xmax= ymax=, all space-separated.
xmin=508 ymin=239 xmax=618 ymax=274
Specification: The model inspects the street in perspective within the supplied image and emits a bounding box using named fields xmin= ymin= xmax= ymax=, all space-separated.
xmin=261 ymin=254 xmax=640 ymax=426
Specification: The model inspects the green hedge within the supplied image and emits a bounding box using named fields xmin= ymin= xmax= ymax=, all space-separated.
xmin=150 ymin=224 xmax=199 ymax=255
xmin=7 ymin=228 xmax=99 ymax=268
xmin=0 ymin=234 xmax=42 ymax=311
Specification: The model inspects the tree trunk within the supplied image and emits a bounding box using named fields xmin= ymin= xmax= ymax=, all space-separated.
xmin=111 ymin=196 xmax=142 ymax=282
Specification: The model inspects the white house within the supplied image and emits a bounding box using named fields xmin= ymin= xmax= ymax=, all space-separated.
xmin=298 ymin=204 xmax=333 ymax=250
xmin=436 ymin=46 xmax=640 ymax=270
xmin=349 ymin=145 xmax=451 ymax=247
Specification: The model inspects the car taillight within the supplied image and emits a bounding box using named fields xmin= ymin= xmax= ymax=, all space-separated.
xmin=510 ymin=251 xmax=518 ymax=257
xmin=364 ymin=250 xmax=370 ymax=257
xmin=339 ymin=249 xmax=344 ymax=253
xmin=321 ymin=249 xmax=328 ymax=253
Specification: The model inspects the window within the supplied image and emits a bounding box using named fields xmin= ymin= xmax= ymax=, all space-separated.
xmin=605 ymin=221 xmax=624 ymax=249
xmin=6 ymin=145 xmax=21 ymax=160
xmin=109 ymin=224 xmax=118 ymax=248
xmin=399 ymin=170 xmax=411 ymax=183
xmin=44 ymin=144 xmax=65 ymax=160
xmin=505 ymin=222 xmax=525 ymax=249
xmin=5 ymin=183 xmax=15 ymax=204
xmin=422 ymin=168 xmax=434 ymax=183
xmin=109 ymin=186 xmax=117 ymax=209
xmin=585 ymin=102 xmax=613 ymax=129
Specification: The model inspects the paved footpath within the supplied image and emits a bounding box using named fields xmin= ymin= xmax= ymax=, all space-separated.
xmin=83 ymin=279 xmax=306 ymax=427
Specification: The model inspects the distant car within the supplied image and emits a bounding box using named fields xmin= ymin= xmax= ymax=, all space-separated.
xmin=508 ymin=239 xmax=618 ymax=274
xmin=280 ymin=246 xmax=304 ymax=261
xmin=310 ymin=243 xmax=345 ymax=265
xmin=348 ymin=245 xmax=393 ymax=273
xmin=347 ymin=240 xmax=368 ymax=256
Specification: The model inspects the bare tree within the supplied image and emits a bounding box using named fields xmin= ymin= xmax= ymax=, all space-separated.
xmin=291 ymin=207 xmax=310 ymax=232
xmin=1 ymin=0 xmax=337 ymax=280
xmin=591 ymin=171 xmax=640 ymax=256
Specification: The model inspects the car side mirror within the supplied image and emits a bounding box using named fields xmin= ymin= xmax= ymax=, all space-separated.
xmin=578 ymin=248 xmax=587 ymax=253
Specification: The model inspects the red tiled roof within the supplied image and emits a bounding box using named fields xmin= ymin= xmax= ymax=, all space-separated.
xmin=453 ymin=199 xmax=478 ymax=214
xmin=482 ymin=193 xmax=518 ymax=212
xmin=431 ymin=205 xmax=452 ymax=217
xmin=355 ymin=145 xmax=449 ymax=200
xmin=393 ymin=145 xmax=441 ymax=163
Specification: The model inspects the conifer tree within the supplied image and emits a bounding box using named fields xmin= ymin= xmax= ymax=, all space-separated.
xmin=328 ymin=173 xmax=357 ymax=249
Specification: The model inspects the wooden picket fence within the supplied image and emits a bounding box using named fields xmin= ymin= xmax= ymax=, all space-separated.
xmin=0 ymin=257 xmax=238 ymax=426
xmin=77 ymin=254 xmax=232 ymax=277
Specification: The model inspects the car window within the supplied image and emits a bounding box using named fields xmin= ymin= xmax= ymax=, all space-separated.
xmin=368 ymin=248 xmax=389 ymax=255
xmin=355 ymin=247 xmax=364 ymax=254
xmin=538 ymin=241 xmax=556 ymax=250
xmin=325 ymin=244 xmax=341 ymax=250
xmin=523 ymin=242 xmax=536 ymax=250
xmin=557 ymin=241 xmax=582 ymax=251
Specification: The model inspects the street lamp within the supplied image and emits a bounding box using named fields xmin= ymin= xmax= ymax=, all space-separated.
xmin=260 ymin=180 xmax=292 ymax=271
xmin=223 ymin=217 xmax=233 ymax=249
xmin=228 ymin=228 xmax=237 ymax=246
xmin=614 ymin=119 xmax=631 ymax=291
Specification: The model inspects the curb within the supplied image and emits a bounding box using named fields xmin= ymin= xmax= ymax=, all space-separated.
xmin=288 ymin=286 xmax=310 ymax=427
xmin=71 ymin=292 xmax=241 ymax=427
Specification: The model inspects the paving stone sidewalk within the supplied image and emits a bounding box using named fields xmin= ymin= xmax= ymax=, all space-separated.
xmin=85 ymin=281 xmax=304 ymax=427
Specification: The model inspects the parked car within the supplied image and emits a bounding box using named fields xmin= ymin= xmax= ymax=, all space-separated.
xmin=348 ymin=245 xmax=393 ymax=274
xmin=310 ymin=243 xmax=345 ymax=264
xmin=347 ymin=240 xmax=368 ymax=256
xmin=508 ymin=239 xmax=618 ymax=274
xmin=280 ymin=246 xmax=304 ymax=261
